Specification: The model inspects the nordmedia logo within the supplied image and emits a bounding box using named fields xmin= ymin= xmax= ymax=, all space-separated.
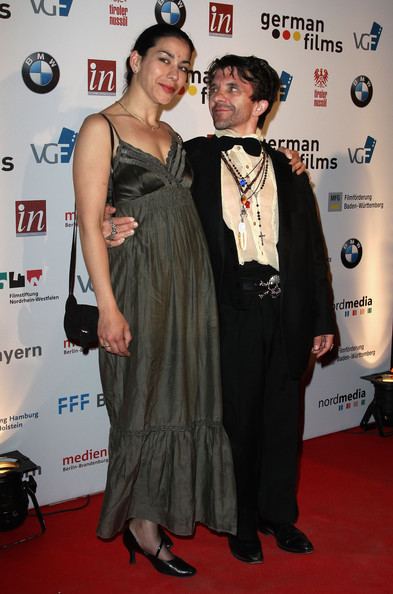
xmin=353 ymin=22 xmax=382 ymax=51
xmin=31 ymin=128 xmax=77 ymax=164
xmin=348 ymin=136 xmax=376 ymax=165
xmin=260 ymin=12 xmax=343 ymax=53
xmin=30 ymin=0 xmax=73 ymax=16
xmin=280 ymin=71 xmax=293 ymax=101
xmin=318 ymin=388 xmax=366 ymax=412
xmin=334 ymin=294 xmax=373 ymax=318
xmin=209 ymin=2 xmax=233 ymax=37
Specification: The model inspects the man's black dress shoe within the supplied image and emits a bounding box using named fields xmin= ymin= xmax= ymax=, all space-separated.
xmin=228 ymin=535 xmax=264 ymax=564
xmin=258 ymin=520 xmax=314 ymax=554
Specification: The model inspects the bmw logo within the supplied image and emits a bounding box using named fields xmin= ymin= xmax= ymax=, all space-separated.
xmin=22 ymin=52 xmax=60 ymax=94
xmin=341 ymin=238 xmax=363 ymax=269
xmin=350 ymin=75 xmax=373 ymax=108
xmin=155 ymin=0 xmax=186 ymax=28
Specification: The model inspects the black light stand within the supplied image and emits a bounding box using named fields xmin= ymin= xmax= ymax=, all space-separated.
xmin=0 ymin=450 xmax=45 ymax=546
xmin=360 ymin=372 xmax=393 ymax=437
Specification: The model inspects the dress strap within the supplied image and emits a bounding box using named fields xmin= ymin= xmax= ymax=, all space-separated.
xmin=100 ymin=113 xmax=121 ymax=152
xmin=100 ymin=113 xmax=118 ymax=206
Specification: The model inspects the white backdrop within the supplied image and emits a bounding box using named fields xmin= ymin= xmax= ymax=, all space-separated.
xmin=1 ymin=0 xmax=392 ymax=506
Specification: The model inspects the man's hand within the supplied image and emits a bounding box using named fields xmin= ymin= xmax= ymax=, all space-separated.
xmin=311 ymin=334 xmax=334 ymax=359
xmin=278 ymin=148 xmax=306 ymax=175
xmin=103 ymin=205 xmax=138 ymax=247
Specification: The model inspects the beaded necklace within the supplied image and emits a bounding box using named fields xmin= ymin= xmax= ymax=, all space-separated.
xmin=221 ymin=148 xmax=269 ymax=250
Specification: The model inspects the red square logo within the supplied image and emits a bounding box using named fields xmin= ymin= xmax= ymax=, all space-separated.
xmin=88 ymin=59 xmax=116 ymax=95
xmin=15 ymin=200 xmax=47 ymax=236
xmin=209 ymin=2 xmax=233 ymax=37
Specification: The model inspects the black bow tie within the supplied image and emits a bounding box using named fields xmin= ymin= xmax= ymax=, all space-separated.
xmin=217 ymin=135 xmax=262 ymax=157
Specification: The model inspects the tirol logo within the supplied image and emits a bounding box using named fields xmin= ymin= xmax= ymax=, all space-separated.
xmin=313 ymin=68 xmax=328 ymax=107
xmin=209 ymin=2 xmax=233 ymax=37
xmin=341 ymin=238 xmax=362 ymax=269
xmin=22 ymin=52 xmax=60 ymax=94
xmin=280 ymin=71 xmax=293 ymax=101
xmin=354 ymin=22 xmax=382 ymax=51
xmin=260 ymin=12 xmax=343 ymax=53
xmin=31 ymin=127 xmax=77 ymax=164
xmin=109 ymin=0 xmax=128 ymax=27
xmin=155 ymin=1 xmax=186 ymax=28
xmin=15 ymin=200 xmax=47 ymax=236
xmin=88 ymin=60 xmax=116 ymax=96
xmin=30 ymin=0 xmax=73 ymax=16
xmin=348 ymin=136 xmax=376 ymax=164
xmin=0 ymin=3 xmax=11 ymax=18
xmin=351 ymin=75 xmax=373 ymax=108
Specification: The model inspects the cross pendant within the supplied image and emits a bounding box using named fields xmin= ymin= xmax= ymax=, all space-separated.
xmin=259 ymin=231 xmax=265 ymax=245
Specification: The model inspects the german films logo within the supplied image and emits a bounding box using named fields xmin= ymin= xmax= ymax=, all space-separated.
xmin=88 ymin=60 xmax=116 ymax=96
xmin=209 ymin=2 xmax=233 ymax=37
xmin=260 ymin=12 xmax=343 ymax=53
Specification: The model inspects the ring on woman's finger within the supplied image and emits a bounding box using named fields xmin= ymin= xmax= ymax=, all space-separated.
xmin=108 ymin=220 xmax=118 ymax=241
xmin=102 ymin=343 xmax=110 ymax=348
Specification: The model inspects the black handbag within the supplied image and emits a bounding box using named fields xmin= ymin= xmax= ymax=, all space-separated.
xmin=63 ymin=216 xmax=99 ymax=352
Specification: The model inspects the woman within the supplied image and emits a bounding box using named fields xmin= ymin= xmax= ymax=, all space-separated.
xmin=73 ymin=24 xmax=236 ymax=577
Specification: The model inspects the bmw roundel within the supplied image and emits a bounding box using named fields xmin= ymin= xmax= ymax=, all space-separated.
xmin=351 ymin=75 xmax=373 ymax=108
xmin=341 ymin=238 xmax=363 ymax=269
xmin=22 ymin=52 xmax=60 ymax=94
xmin=155 ymin=1 xmax=186 ymax=28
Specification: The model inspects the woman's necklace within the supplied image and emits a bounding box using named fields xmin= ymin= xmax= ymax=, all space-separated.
xmin=117 ymin=100 xmax=160 ymax=131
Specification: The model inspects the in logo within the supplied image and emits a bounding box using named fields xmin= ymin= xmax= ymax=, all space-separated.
xmin=341 ymin=238 xmax=362 ymax=269
xmin=155 ymin=0 xmax=186 ymax=28
xmin=280 ymin=71 xmax=293 ymax=102
xmin=0 ymin=3 xmax=11 ymax=18
xmin=88 ymin=60 xmax=116 ymax=95
xmin=31 ymin=127 xmax=77 ymax=164
xmin=30 ymin=0 xmax=73 ymax=16
xmin=328 ymin=192 xmax=342 ymax=212
xmin=15 ymin=200 xmax=47 ymax=236
xmin=209 ymin=2 xmax=233 ymax=37
xmin=353 ymin=21 xmax=382 ymax=51
xmin=22 ymin=52 xmax=60 ymax=94
xmin=348 ymin=136 xmax=376 ymax=164
xmin=351 ymin=75 xmax=373 ymax=108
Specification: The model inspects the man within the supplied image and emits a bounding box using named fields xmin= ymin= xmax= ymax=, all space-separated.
xmin=105 ymin=54 xmax=335 ymax=564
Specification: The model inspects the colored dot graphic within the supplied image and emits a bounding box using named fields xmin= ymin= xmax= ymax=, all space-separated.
xmin=272 ymin=29 xmax=302 ymax=41
xmin=188 ymin=85 xmax=198 ymax=96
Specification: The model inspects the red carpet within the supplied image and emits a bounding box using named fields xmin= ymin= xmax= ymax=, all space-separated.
xmin=1 ymin=429 xmax=393 ymax=594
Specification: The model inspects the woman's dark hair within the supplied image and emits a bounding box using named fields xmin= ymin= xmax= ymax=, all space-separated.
xmin=125 ymin=24 xmax=194 ymax=86
xmin=206 ymin=55 xmax=280 ymax=128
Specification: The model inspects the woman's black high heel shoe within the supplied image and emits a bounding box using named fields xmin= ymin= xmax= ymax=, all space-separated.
xmin=123 ymin=528 xmax=196 ymax=577
xmin=158 ymin=526 xmax=173 ymax=549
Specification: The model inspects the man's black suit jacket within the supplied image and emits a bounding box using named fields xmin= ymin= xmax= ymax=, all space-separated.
xmin=184 ymin=135 xmax=336 ymax=379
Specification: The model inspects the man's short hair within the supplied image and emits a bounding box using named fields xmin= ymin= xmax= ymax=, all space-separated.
xmin=206 ymin=55 xmax=280 ymax=128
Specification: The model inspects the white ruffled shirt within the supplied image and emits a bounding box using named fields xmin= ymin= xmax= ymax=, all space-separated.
xmin=216 ymin=130 xmax=279 ymax=270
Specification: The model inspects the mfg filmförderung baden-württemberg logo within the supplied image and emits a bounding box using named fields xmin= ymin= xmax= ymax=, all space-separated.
xmin=341 ymin=238 xmax=362 ymax=269
xmin=351 ymin=75 xmax=373 ymax=108
xmin=353 ymin=21 xmax=382 ymax=51
xmin=260 ymin=11 xmax=343 ymax=53
xmin=22 ymin=52 xmax=60 ymax=94
xmin=155 ymin=0 xmax=186 ymax=28
xmin=30 ymin=0 xmax=73 ymax=16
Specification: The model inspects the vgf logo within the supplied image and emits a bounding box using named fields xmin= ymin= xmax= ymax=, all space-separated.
xmin=58 ymin=393 xmax=105 ymax=414
xmin=30 ymin=0 xmax=73 ymax=16
xmin=353 ymin=21 xmax=382 ymax=51
xmin=280 ymin=71 xmax=293 ymax=102
xmin=348 ymin=136 xmax=376 ymax=164
xmin=31 ymin=128 xmax=77 ymax=164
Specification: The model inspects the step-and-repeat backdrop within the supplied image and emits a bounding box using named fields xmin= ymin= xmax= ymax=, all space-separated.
xmin=1 ymin=0 xmax=392 ymax=505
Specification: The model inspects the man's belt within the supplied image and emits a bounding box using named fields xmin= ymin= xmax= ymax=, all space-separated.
xmin=239 ymin=274 xmax=281 ymax=300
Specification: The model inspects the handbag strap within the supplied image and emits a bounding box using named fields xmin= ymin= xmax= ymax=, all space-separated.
xmin=67 ymin=114 xmax=116 ymax=297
